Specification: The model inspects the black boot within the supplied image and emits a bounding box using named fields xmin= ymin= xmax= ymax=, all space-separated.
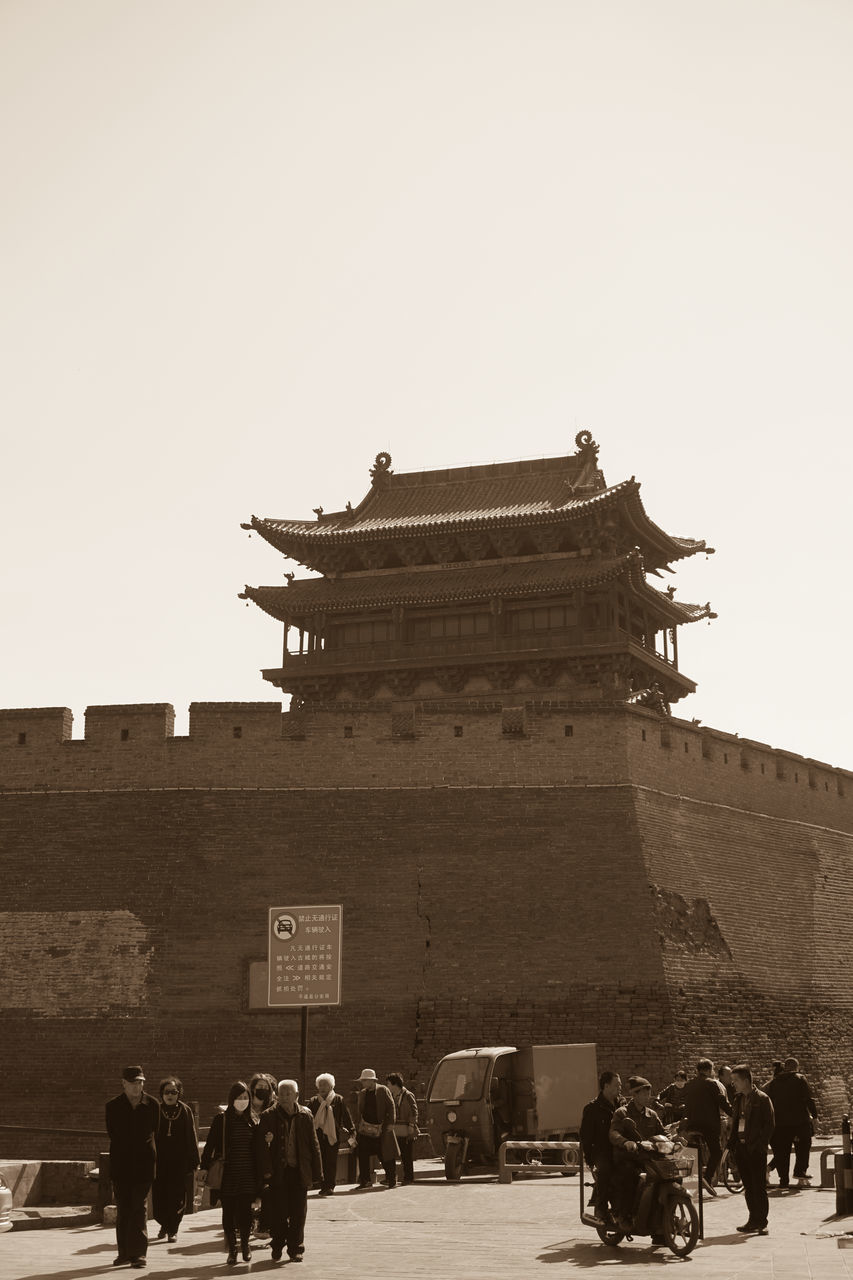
xmin=241 ymin=1237 xmax=252 ymax=1262
xmin=225 ymin=1230 xmax=238 ymax=1265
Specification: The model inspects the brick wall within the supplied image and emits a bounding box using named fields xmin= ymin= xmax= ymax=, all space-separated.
xmin=0 ymin=699 xmax=851 ymax=1158
xmin=2 ymin=701 xmax=850 ymax=818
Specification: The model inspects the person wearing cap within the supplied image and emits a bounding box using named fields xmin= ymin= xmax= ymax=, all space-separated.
xmin=353 ymin=1069 xmax=399 ymax=1189
xmin=608 ymin=1076 xmax=663 ymax=1230
xmin=105 ymin=1066 xmax=159 ymax=1269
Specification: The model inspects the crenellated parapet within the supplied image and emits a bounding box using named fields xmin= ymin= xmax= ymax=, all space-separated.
xmin=0 ymin=700 xmax=850 ymax=832
xmin=0 ymin=706 xmax=73 ymax=748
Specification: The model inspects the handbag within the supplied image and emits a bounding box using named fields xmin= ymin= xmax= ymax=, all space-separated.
xmin=392 ymin=1122 xmax=416 ymax=1139
xmin=357 ymin=1119 xmax=382 ymax=1138
xmin=206 ymin=1112 xmax=226 ymax=1189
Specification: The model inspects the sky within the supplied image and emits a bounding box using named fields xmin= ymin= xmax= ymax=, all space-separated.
xmin=2 ymin=0 xmax=851 ymax=768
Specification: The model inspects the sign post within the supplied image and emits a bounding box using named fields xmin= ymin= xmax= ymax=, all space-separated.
xmin=268 ymin=905 xmax=342 ymax=1090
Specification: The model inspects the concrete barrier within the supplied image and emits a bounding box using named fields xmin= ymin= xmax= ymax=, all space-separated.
xmin=0 ymin=1161 xmax=97 ymax=1209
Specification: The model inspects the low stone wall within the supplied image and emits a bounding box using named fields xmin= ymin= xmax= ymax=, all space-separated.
xmin=0 ymin=1160 xmax=97 ymax=1208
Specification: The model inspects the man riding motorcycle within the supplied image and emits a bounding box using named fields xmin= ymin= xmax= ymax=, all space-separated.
xmin=609 ymin=1076 xmax=664 ymax=1233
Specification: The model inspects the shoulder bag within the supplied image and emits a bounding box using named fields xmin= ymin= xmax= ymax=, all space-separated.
xmin=206 ymin=1113 xmax=226 ymax=1189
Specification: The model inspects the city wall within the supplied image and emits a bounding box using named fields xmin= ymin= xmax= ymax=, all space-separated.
xmin=1 ymin=700 xmax=850 ymax=820
xmin=1 ymin=700 xmax=851 ymax=1158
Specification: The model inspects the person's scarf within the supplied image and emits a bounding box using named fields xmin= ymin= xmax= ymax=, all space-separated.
xmin=314 ymin=1092 xmax=337 ymax=1145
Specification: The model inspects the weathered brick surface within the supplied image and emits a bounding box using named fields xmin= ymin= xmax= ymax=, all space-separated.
xmin=0 ymin=700 xmax=851 ymax=1159
xmin=0 ymin=703 xmax=849 ymax=819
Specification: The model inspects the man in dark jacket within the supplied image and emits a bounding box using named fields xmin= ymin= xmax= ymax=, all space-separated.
xmin=105 ymin=1065 xmax=159 ymax=1269
xmin=765 ymin=1056 xmax=817 ymax=1187
xmin=681 ymin=1058 xmax=731 ymax=1187
xmin=728 ymin=1064 xmax=775 ymax=1233
xmin=656 ymin=1070 xmax=688 ymax=1124
xmin=255 ymin=1079 xmax=322 ymax=1263
xmin=609 ymin=1077 xmax=663 ymax=1228
xmin=580 ymin=1070 xmax=622 ymax=1225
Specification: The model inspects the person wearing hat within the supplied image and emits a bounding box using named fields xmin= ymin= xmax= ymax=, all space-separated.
xmin=353 ymin=1069 xmax=399 ymax=1189
xmin=608 ymin=1076 xmax=664 ymax=1231
xmin=105 ymin=1066 xmax=160 ymax=1269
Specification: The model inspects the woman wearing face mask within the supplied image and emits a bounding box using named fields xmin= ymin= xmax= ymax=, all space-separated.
xmin=152 ymin=1076 xmax=199 ymax=1243
xmin=200 ymin=1081 xmax=260 ymax=1265
xmin=248 ymin=1073 xmax=277 ymax=1242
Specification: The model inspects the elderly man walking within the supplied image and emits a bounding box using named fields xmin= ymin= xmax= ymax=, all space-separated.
xmin=307 ymin=1073 xmax=354 ymax=1196
xmin=255 ymin=1079 xmax=321 ymax=1264
xmin=105 ymin=1065 xmax=159 ymax=1270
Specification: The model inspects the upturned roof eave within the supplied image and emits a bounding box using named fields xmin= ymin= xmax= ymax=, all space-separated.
xmin=240 ymin=553 xmax=637 ymax=620
xmin=240 ymin=549 xmax=715 ymax=624
xmin=245 ymin=479 xmax=709 ymax=568
xmin=245 ymin=479 xmax=636 ymax=549
xmin=620 ymin=489 xmax=710 ymax=566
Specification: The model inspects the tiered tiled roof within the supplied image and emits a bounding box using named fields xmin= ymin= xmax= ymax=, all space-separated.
xmin=241 ymin=435 xmax=714 ymax=711
xmin=241 ymin=551 xmax=713 ymax=625
xmin=242 ymin=438 xmax=711 ymax=572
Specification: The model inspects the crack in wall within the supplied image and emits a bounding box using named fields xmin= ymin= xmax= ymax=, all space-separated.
xmin=413 ymin=865 xmax=432 ymax=1060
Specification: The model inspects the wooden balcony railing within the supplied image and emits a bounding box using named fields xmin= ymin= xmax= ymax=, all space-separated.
xmin=280 ymin=627 xmax=677 ymax=671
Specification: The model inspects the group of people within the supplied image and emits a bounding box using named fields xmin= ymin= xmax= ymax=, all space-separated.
xmin=105 ymin=1068 xmax=199 ymax=1269
xmin=105 ymin=1063 xmax=419 ymax=1269
xmin=580 ymin=1055 xmax=817 ymax=1241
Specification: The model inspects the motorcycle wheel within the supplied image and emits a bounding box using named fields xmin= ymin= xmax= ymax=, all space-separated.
xmin=662 ymin=1190 xmax=699 ymax=1257
xmin=595 ymin=1225 xmax=625 ymax=1247
xmin=444 ymin=1144 xmax=464 ymax=1181
xmin=723 ymin=1152 xmax=744 ymax=1194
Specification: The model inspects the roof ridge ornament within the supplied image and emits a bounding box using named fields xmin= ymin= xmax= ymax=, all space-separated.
xmin=574 ymin=430 xmax=599 ymax=458
xmin=571 ymin=430 xmax=606 ymax=493
xmin=370 ymin=451 xmax=393 ymax=484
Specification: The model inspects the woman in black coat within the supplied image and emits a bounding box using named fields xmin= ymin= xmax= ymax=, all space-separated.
xmin=200 ymin=1081 xmax=260 ymax=1265
xmin=152 ymin=1076 xmax=200 ymax=1243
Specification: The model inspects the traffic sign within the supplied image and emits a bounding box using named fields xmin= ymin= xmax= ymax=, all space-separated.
xmin=268 ymin=904 xmax=342 ymax=1007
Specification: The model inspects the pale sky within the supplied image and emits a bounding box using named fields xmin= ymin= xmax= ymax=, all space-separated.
xmin=3 ymin=0 xmax=851 ymax=768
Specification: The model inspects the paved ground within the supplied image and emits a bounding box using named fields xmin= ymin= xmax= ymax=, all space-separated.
xmin=2 ymin=1162 xmax=851 ymax=1280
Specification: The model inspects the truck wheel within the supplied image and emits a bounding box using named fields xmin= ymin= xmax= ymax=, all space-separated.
xmin=662 ymin=1191 xmax=699 ymax=1257
xmin=444 ymin=1145 xmax=464 ymax=1181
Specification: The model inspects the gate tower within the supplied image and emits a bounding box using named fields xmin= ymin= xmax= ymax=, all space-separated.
xmin=240 ymin=433 xmax=715 ymax=711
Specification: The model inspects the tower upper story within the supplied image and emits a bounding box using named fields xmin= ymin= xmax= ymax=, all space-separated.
xmin=240 ymin=434 xmax=715 ymax=710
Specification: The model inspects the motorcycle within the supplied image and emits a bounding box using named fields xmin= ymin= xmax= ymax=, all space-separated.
xmin=582 ymin=1125 xmax=700 ymax=1258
